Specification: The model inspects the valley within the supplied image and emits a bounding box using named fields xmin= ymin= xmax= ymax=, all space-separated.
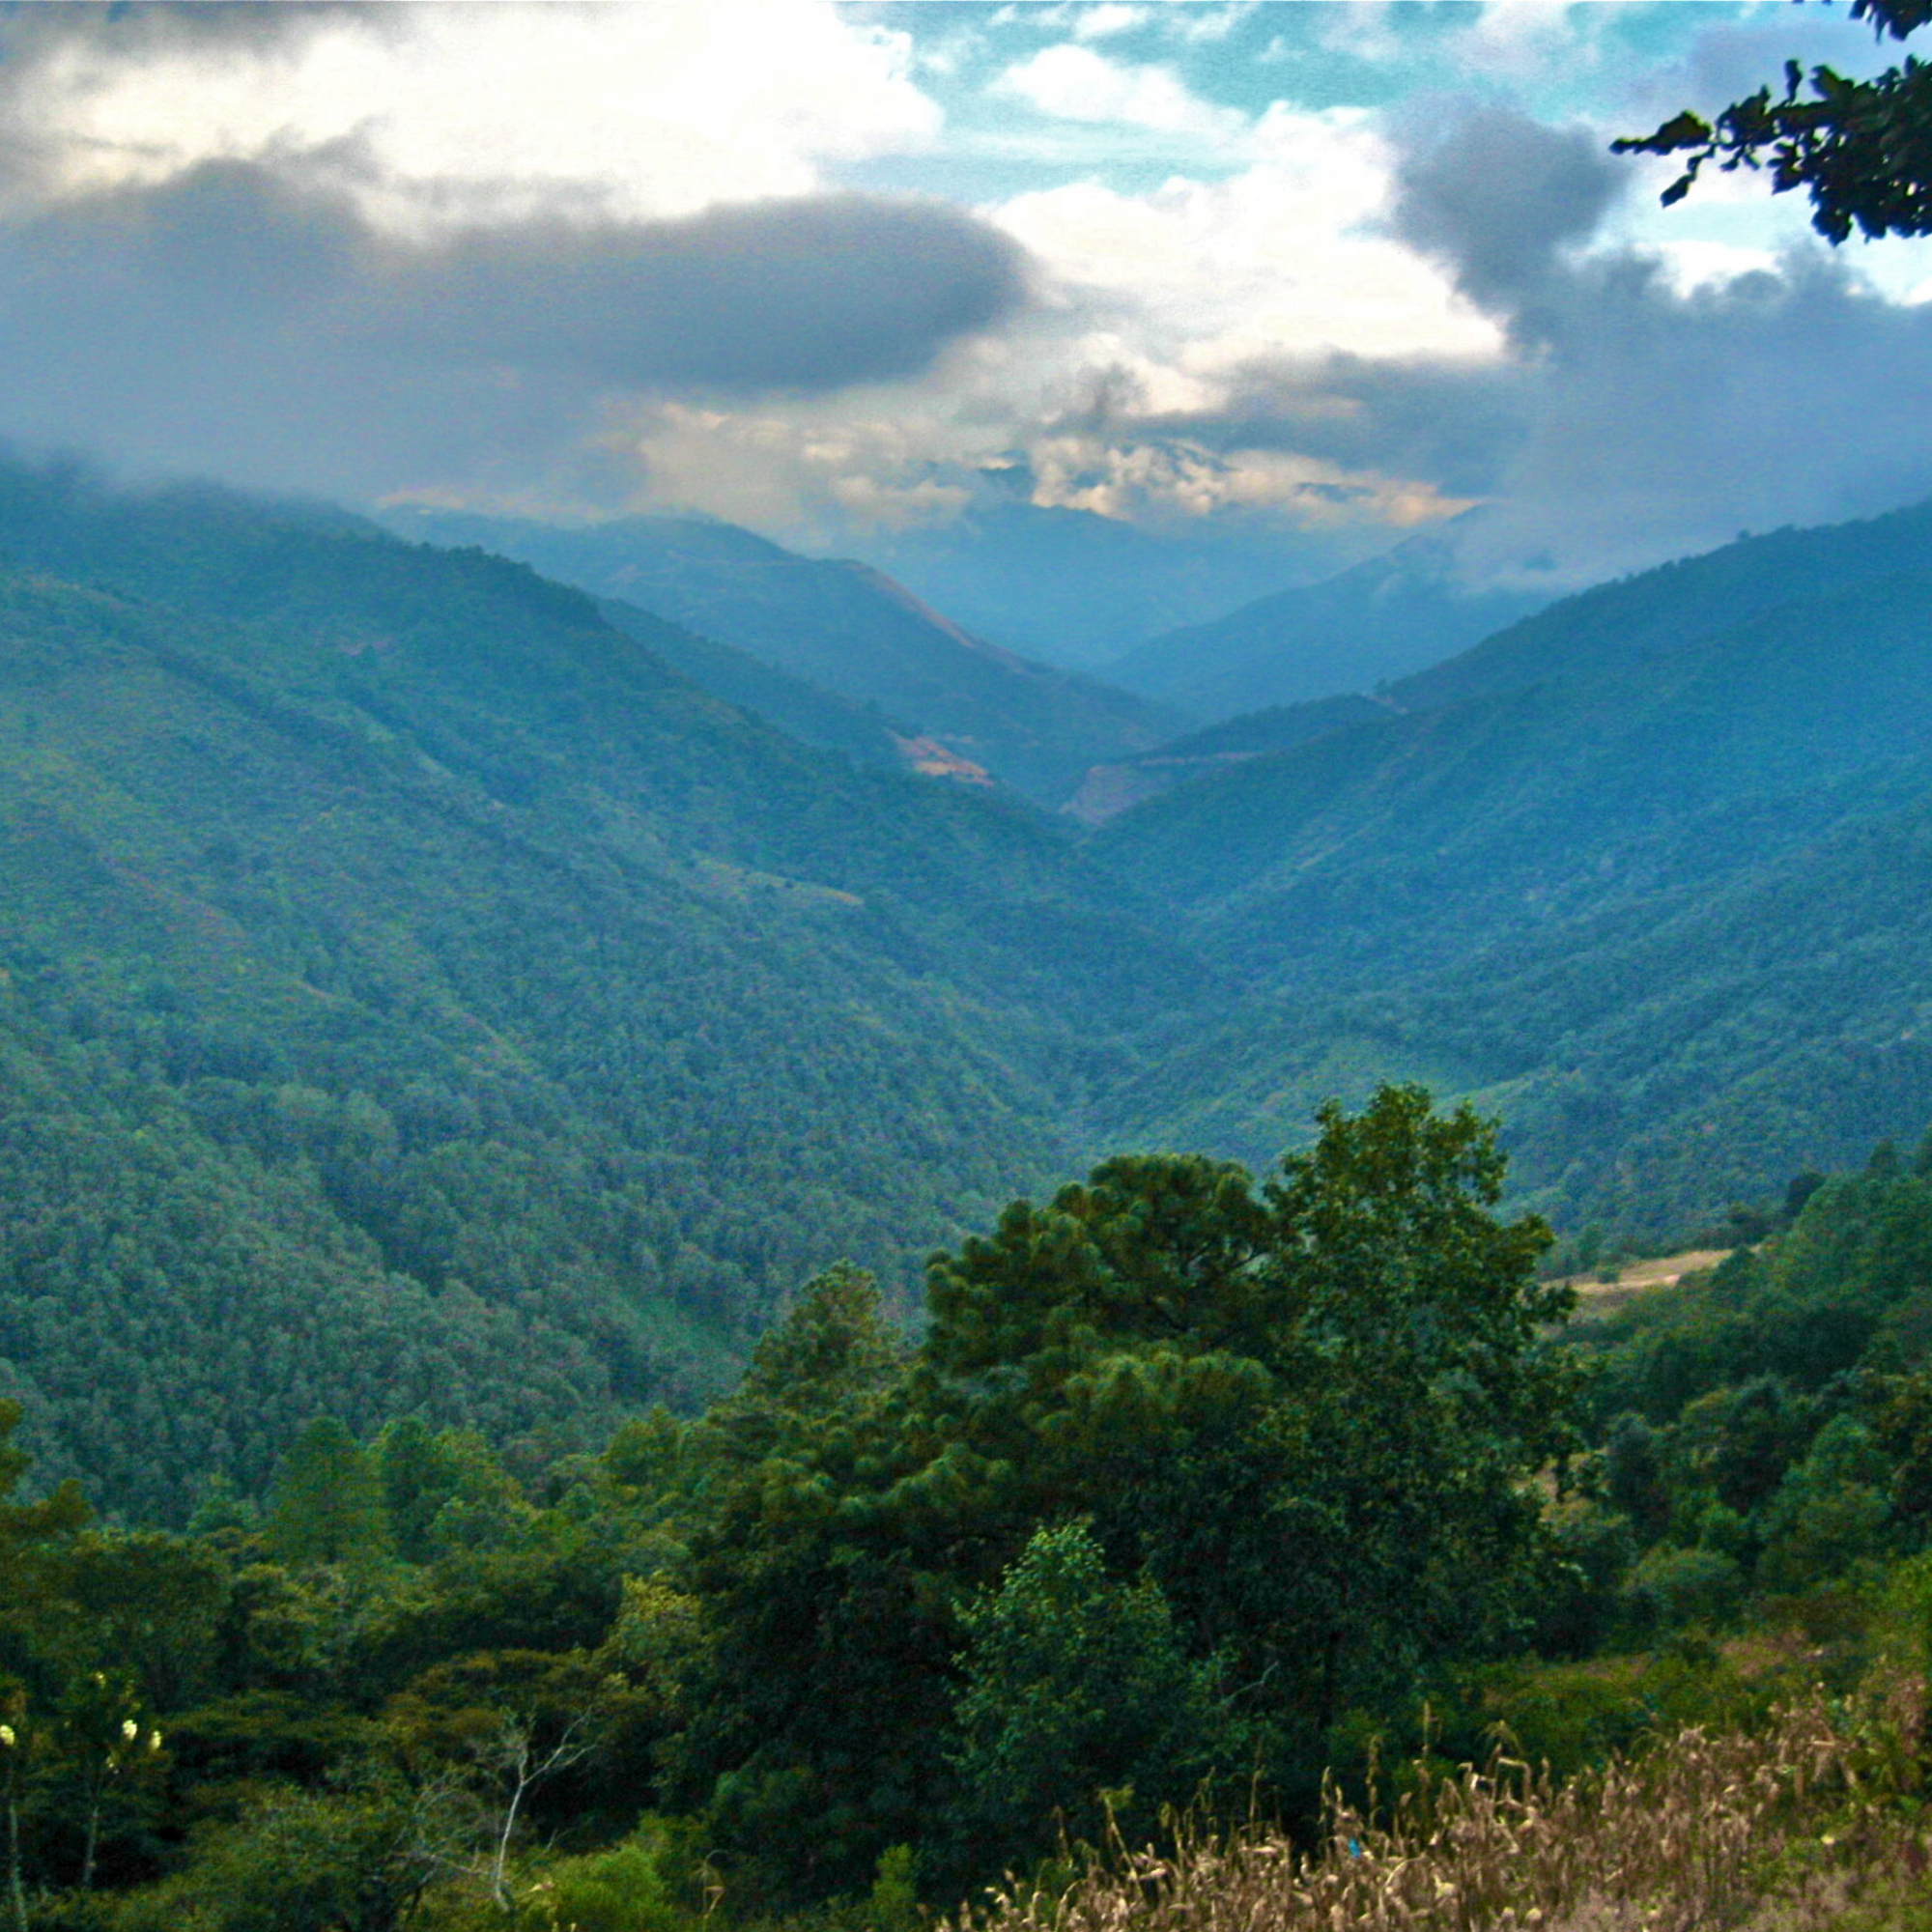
xmin=14 ymin=6 xmax=1932 ymax=1927
xmin=7 ymin=460 xmax=1932 ymax=1517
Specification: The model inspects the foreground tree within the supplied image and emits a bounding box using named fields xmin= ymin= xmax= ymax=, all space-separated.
xmin=678 ymin=1090 xmax=1578 ymax=1901
xmin=947 ymin=1520 xmax=1230 ymax=1866
xmin=1615 ymin=0 xmax=1932 ymax=241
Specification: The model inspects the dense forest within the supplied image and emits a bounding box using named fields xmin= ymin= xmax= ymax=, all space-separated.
xmin=11 ymin=456 xmax=1932 ymax=1515
xmin=1093 ymin=502 xmax=1932 ymax=1235
xmin=0 ymin=462 xmax=1197 ymax=1520
xmin=4 ymin=1087 xmax=1932 ymax=1928
xmin=4 ymin=458 xmax=1932 ymax=1923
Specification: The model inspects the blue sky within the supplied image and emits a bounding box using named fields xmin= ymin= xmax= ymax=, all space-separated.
xmin=0 ymin=2 xmax=1927 ymax=590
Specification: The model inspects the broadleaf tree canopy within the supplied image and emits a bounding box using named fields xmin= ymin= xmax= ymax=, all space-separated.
xmin=1614 ymin=0 xmax=1932 ymax=242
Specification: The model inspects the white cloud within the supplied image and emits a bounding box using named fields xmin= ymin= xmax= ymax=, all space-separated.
xmin=582 ymin=396 xmax=980 ymax=541
xmin=992 ymin=0 xmax=1248 ymax=43
xmin=1301 ymin=0 xmax=1626 ymax=86
xmin=992 ymin=107 xmax=1500 ymax=372
xmin=521 ymin=99 xmax=1514 ymax=542
xmin=1453 ymin=0 xmax=1600 ymax=77
xmin=1164 ymin=5 xmax=1260 ymax=46
xmin=5 ymin=3 xmax=941 ymax=228
xmin=579 ymin=103 xmax=1508 ymax=541
xmin=572 ymin=383 xmax=1468 ymax=544
xmin=1649 ymin=238 xmax=1781 ymax=298
xmin=992 ymin=43 xmax=1245 ymax=139
xmin=1019 ymin=430 xmax=1469 ymax=526
xmin=1073 ymin=6 xmax=1154 ymax=42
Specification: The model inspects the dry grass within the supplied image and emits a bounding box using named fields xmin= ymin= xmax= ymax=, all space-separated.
xmin=1561 ymin=1251 xmax=1731 ymax=1323
xmin=962 ymin=1680 xmax=1932 ymax=1932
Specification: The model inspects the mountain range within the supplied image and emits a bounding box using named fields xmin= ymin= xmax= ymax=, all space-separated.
xmin=1092 ymin=497 xmax=1932 ymax=1234
xmin=381 ymin=507 xmax=1184 ymax=804
xmin=844 ymin=495 xmax=1372 ymax=669
xmin=0 ymin=465 xmax=1195 ymax=1518
xmin=9 ymin=461 xmax=1932 ymax=1514
xmin=1104 ymin=526 xmax=1552 ymax=721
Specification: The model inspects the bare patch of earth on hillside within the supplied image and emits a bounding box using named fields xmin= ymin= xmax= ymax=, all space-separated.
xmin=1561 ymin=1249 xmax=1733 ymax=1321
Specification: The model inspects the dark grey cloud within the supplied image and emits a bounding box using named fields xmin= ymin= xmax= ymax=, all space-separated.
xmin=1133 ymin=104 xmax=1932 ymax=588
xmin=1392 ymin=108 xmax=1622 ymax=323
xmin=0 ymin=159 xmax=1031 ymax=499
xmin=393 ymin=195 xmax=1030 ymax=391
xmin=1162 ymin=355 xmax=1534 ymax=500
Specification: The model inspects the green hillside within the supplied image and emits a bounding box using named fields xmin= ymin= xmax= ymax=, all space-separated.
xmin=1386 ymin=495 xmax=1932 ymax=716
xmin=382 ymin=507 xmax=1185 ymax=804
xmin=0 ymin=468 xmax=1199 ymax=1520
xmin=1106 ymin=527 xmax=1547 ymax=721
xmin=1094 ymin=547 xmax=1932 ymax=1235
xmin=594 ymin=595 xmax=910 ymax=773
xmin=16 ymin=461 xmax=1932 ymax=1520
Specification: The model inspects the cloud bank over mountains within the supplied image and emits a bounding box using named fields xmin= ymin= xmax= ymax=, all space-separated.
xmin=0 ymin=3 xmax=1025 ymax=501
xmin=0 ymin=158 xmax=1029 ymax=500
xmin=1147 ymin=104 xmax=1932 ymax=587
xmin=0 ymin=1 xmax=1928 ymax=593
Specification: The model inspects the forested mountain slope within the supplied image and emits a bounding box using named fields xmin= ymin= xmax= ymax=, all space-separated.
xmin=1108 ymin=760 xmax=1932 ymax=1236
xmin=1062 ymin=693 xmax=1387 ymax=826
xmin=18 ymin=461 xmax=1932 ymax=1518
xmin=383 ymin=507 xmax=1184 ymax=803
xmin=593 ymin=595 xmax=912 ymax=773
xmin=1102 ymin=565 xmax=1932 ymax=982
xmin=1106 ymin=529 xmax=1548 ymax=721
xmin=1094 ymin=537 xmax=1932 ymax=1235
xmin=0 ymin=466 xmax=1199 ymax=1520
xmin=1386 ymin=495 xmax=1932 ymax=716
xmin=1064 ymin=497 xmax=1932 ymax=831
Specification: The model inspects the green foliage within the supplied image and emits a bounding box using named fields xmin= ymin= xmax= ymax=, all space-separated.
xmin=714 ymin=1263 xmax=905 ymax=1445
xmin=1621 ymin=1545 xmax=1745 ymax=1635
xmin=948 ymin=1520 xmax=1227 ymax=1861
xmin=519 ymin=1829 xmax=691 ymax=1932
xmin=375 ymin=1419 xmax=533 ymax=1566
xmin=1528 ymin=1143 xmax=1932 ymax=1671
xmin=3 ymin=1114 xmax=1932 ymax=1927
xmin=271 ymin=1421 xmax=392 ymax=1570
xmin=678 ymin=1089 xmax=1573 ymax=1899
xmin=1614 ymin=0 xmax=1932 ymax=243
xmin=16 ymin=459 xmax=1932 ymax=1534
xmin=0 ymin=458 xmax=1199 ymax=1520
xmin=1757 ymin=1416 xmax=1894 ymax=1593
xmin=111 ymin=1777 xmax=443 ymax=1932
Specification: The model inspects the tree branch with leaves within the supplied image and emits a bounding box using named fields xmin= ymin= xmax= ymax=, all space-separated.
xmin=1615 ymin=0 xmax=1932 ymax=241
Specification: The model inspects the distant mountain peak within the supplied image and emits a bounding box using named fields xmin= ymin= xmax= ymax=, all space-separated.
xmin=1106 ymin=526 xmax=1550 ymax=723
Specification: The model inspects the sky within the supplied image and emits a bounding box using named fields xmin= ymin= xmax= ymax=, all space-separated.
xmin=2 ymin=0 xmax=1932 ymax=594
